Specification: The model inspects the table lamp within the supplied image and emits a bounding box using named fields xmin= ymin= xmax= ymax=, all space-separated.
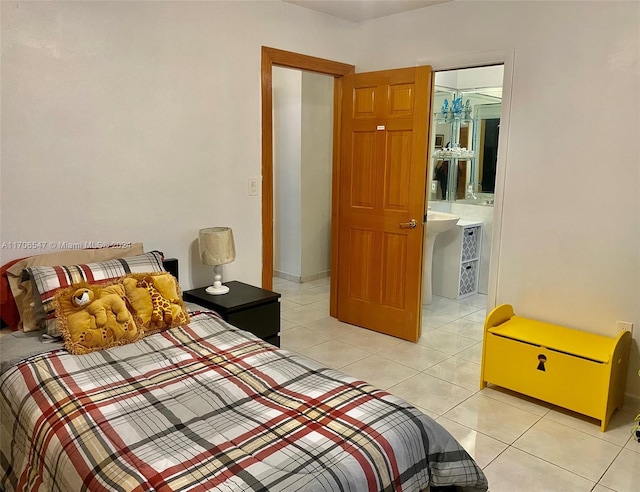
xmin=198 ymin=227 xmax=236 ymax=295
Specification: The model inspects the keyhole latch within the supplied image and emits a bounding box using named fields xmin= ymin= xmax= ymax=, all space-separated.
xmin=537 ymin=354 xmax=547 ymax=371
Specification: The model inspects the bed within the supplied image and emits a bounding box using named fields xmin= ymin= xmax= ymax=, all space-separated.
xmin=0 ymin=252 xmax=488 ymax=492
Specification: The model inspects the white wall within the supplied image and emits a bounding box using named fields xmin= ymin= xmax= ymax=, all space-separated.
xmin=272 ymin=68 xmax=333 ymax=282
xmin=273 ymin=67 xmax=302 ymax=278
xmin=354 ymin=0 xmax=640 ymax=396
xmin=300 ymin=71 xmax=333 ymax=281
xmin=0 ymin=0 xmax=353 ymax=290
xmin=2 ymin=1 xmax=639 ymax=395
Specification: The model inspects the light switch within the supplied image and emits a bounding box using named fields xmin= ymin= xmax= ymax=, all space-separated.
xmin=248 ymin=177 xmax=259 ymax=196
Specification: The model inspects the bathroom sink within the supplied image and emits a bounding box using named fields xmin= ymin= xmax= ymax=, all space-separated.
xmin=426 ymin=211 xmax=460 ymax=235
xmin=422 ymin=211 xmax=460 ymax=304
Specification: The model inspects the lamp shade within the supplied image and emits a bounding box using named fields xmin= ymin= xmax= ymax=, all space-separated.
xmin=199 ymin=227 xmax=236 ymax=266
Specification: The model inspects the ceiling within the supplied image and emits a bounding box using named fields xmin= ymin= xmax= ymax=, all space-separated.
xmin=282 ymin=0 xmax=450 ymax=23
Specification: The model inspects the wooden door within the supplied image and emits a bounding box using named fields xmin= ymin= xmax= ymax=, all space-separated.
xmin=337 ymin=66 xmax=432 ymax=342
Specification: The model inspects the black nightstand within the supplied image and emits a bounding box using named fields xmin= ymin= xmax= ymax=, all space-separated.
xmin=183 ymin=281 xmax=281 ymax=347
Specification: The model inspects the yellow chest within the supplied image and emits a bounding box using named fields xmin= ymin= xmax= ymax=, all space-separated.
xmin=480 ymin=304 xmax=632 ymax=432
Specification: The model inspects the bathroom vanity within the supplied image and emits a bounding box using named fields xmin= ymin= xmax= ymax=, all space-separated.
xmin=431 ymin=219 xmax=483 ymax=299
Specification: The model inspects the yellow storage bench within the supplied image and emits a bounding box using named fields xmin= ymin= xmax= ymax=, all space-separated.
xmin=480 ymin=304 xmax=632 ymax=432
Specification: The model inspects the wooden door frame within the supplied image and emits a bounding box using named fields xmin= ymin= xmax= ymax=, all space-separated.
xmin=261 ymin=47 xmax=354 ymax=316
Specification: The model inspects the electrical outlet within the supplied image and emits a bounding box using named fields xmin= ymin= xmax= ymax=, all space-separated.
xmin=248 ymin=177 xmax=259 ymax=196
xmin=617 ymin=321 xmax=633 ymax=334
xmin=431 ymin=182 xmax=436 ymax=192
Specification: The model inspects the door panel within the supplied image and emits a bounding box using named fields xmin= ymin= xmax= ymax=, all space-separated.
xmin=388 ymin=84 xmax=414 ymax=116
xmin=385 ymin=131 xmax=412 ymax=209
xmin=348 ymin=228 xmax=375 ymax=302
xmin=381 ymin=232 xmax=407 ymax=308
xmin=337 ymin=66 xmax=432 ymax=342
xmin=351 ymin=132 xmax=376 ymax=207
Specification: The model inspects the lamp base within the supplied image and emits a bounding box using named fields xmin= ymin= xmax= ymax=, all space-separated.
xmin=206 ymin=284 xmax=229 ymax=295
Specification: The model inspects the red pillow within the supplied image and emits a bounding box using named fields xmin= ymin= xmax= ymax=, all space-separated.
xmin=1 ymin=257 xmax=26 ymax=330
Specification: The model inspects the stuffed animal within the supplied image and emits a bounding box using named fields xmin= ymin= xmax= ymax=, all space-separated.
xmin=54 ymin=281 xmax=140 ymax=354
xmin=136 ymin=276 xmax=175 ymax=327
xmin=123 ymin=273 xmax=189 ymax=333
xmin=70 ymin=285 xmax=130 ymax=327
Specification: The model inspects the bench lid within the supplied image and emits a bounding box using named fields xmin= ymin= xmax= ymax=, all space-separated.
xmin=488 ymin=315 xmax=614 ymax=363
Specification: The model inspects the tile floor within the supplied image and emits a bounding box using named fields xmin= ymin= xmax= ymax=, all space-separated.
xmin=274 ymin=276 xmax=640 ymax=492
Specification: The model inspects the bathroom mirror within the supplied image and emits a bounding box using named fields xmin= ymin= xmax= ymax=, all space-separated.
xmin=429 ymin=66 xmax=503 ymax=204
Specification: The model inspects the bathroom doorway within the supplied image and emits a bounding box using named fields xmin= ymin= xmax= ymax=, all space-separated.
xmin=424 ymin=64 xmax=505 ymax=305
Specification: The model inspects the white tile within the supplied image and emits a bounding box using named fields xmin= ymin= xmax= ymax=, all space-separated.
xmin=421 ymin=310 xmax=461 ymax=329
xmin=424 ymin=296 xmax=479 ymax=318
xmin=625 ymin=435 xmax=640 ymax=453
xmin=378 ymin=341 xmax=449 ymax=371
xmin=437 ymin=317 xmax=485 ymax=341
xmin=280 ymin=306 xmax=328 ymax=325
xmin=305 ymin=283 xmax=330 ymax=293
xmin=272 ymin=277 xmax=288 ymax=286
xmin=483 ymin=447 xmax=595 ymax=492
xmin=279 ymin=319 xmax=299 ymax=332
xmin=386 ymin=373 xmax=474 ymax=416
xmin=306 ymin=300 xmax=330 ymax=313
xmin=279 ymin=299 xmax=299 ymax=312
xmin=464 ymin=310 xmax=487 ymax=323
xmin=416 ymin=330 xmax=478 ymax=355
xmin=425 ymin=295 xmax=467 ymax=314
xmin=425 ymin=356 xmax=481 ymax=391
xmin=340 ymin=355 xmax=418 ymax=390
xmin=443 ymin=393 xmax=541 ymax=444
xmin=480 ymin=386 xmax=552 ymax=417
xmin=302 ymin=317 xmax=363 ymax=339
xmin=284 ymin=291 xmax=329 ymax=306
xmin=456 ymin=341 xmax=483 ymax=364
xmin=273 ymin=283 xmax=305 ymax=296
xmin=299 ymin=339 xmax=370 ymax=370
xmin=544 ymin=401 xmax=640 ymax=447
xmin=598 ymin=448 xmax=640 ymax=492
xmin=279 ymin=326 xmax=333 ymax=352
xmin=592 ymin=485 xmax=616 ymax=492
xmin=435 ymin=417 xmax=508 ymax=469
xmin=338 ymin=329 xmax=403 ymax=353
xmin=460 ymin=293 xmax=488 ymax=309
xmin=513 ymin=419 xmax=621 ymax=482
xmin=299 ymin=277 xmax=330 ymax=289
xmin=413 ymin=405 xmax=438 ymax=420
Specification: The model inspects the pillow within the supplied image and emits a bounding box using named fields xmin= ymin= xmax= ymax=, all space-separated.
xmin=6 ymin=243 xmax=144 ymax=332
xmin=54 ymin=281 xmax=142 ymax=355
xmin=122 ymin=272 xmax=190 ymax=334
xmin=26 ymin=251 xmax=165 ymax=337
xmin=0 ymin=257 xmax=27 ymax=330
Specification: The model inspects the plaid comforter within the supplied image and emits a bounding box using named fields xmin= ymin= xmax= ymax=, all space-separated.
xmin=1 ymin=312 xmax=488 ymax=492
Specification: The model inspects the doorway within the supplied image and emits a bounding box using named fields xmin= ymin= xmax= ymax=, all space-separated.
xmin=272 ymin=66 xmax=334 ymax=286
xmin=260 ymin=47 xmax=354 ymax=317
xmin=262 ymin=47 xmax=512 ymax=333
xmin=425 ymin=64 xmax=505 ymax=306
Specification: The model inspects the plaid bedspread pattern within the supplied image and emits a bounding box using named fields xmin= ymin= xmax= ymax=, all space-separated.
xmin=1 ymin=313 xmax=488 ymax=492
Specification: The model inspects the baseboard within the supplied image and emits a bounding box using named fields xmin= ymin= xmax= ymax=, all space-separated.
xmin=274 ymin=269 xmax=330 ymax=284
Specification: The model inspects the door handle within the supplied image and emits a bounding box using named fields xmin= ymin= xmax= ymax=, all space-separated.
xmin=399 ymin=219 xmax=417 ymax=229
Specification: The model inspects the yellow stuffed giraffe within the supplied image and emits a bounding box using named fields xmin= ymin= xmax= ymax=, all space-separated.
xmin=136 ymin=276 xmax=174 ymax=328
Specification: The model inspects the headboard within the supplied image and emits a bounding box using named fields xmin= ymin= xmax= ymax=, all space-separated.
xmin=163 ymin=257 xmax=179 ymax=281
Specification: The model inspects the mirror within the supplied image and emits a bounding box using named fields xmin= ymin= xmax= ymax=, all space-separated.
xmin=429 ymin=66 xmax=503 ymax=204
